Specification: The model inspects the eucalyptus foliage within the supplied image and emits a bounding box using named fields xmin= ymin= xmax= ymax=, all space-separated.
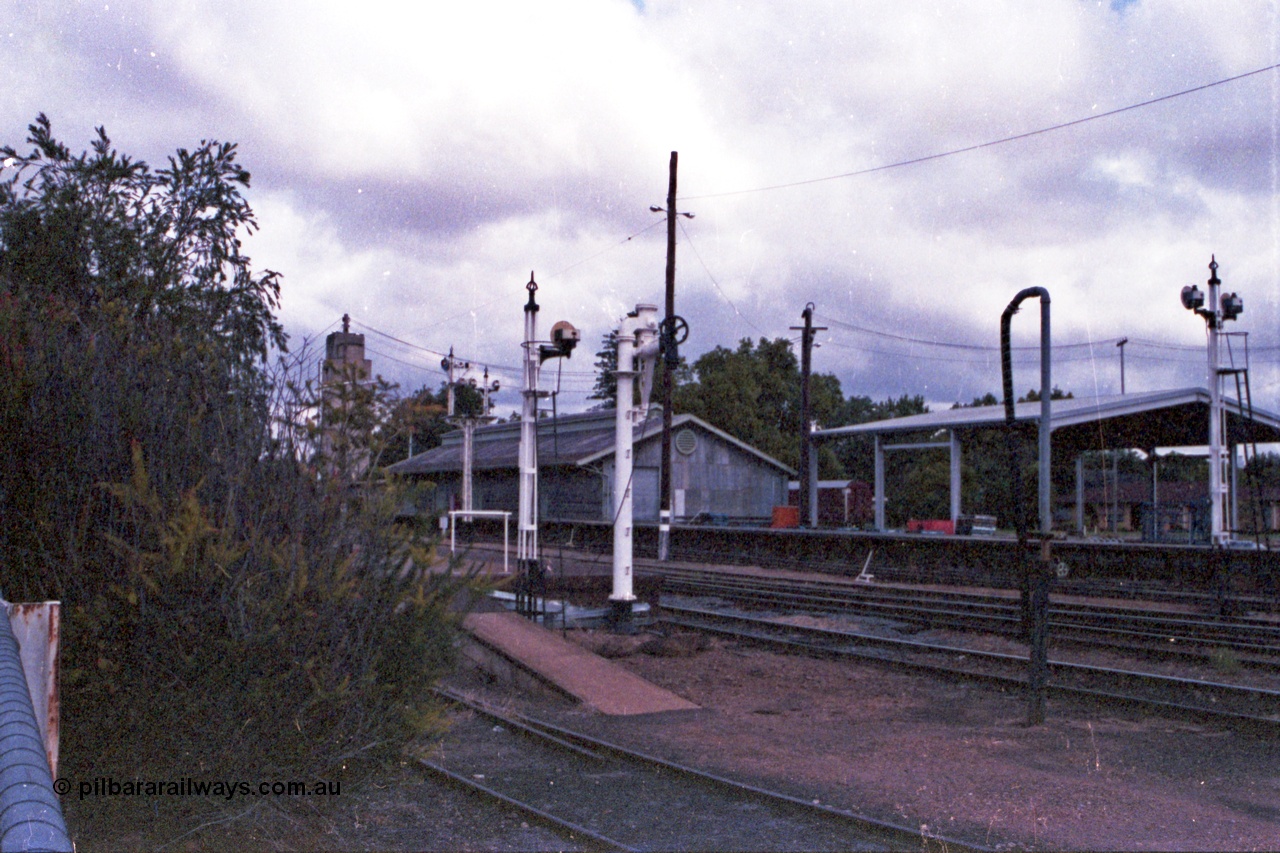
xmin=0 ymin=117 xmax=465 ymax=788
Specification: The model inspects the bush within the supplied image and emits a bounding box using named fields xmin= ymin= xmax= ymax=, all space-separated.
xmin=0 ymin=116 xmax=472 ymax=787
xmin=65 ymin=441 xmax=466 ymax=781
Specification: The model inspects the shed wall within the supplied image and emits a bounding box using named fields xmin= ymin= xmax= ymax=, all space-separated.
xmin=634 ymin=428 xmax=787 ymax=520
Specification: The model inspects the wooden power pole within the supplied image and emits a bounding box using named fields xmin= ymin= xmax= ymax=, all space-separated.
xmin=792 ymin=303 xmax=825 ymax=527
xmin=659 ymin=152 xmax=678 ymax=561
xmin=650 ymin=152 xmax=692 ymax=561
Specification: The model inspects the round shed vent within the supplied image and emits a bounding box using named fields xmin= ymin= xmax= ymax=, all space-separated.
xmin=675 ymin=428 xmax=698 ymax=455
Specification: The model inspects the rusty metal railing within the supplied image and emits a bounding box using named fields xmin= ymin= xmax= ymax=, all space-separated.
xmin=0 ymin=600 xmax=70 ymax=852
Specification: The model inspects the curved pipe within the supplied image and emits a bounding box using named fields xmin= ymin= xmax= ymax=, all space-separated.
xmin=0 ymin=604 xmax=71 ymax=852
xmin=1000 ymin=287 xmax=1052 ymax=534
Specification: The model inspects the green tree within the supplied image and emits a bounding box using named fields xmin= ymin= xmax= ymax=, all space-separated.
xmin=0 ymin=117 xmax=467 ymax=807
xmin=0 ymin=114 xmax=282 ymax=594
xmin=588 ymin=327 xmax=690 ymax=412
xmin=381 ymin=380 xmax=486 ymax=463
xmin=588 ymin=330 xmax=619 ymax=408
xmin=673 ymin=337 xmax=846 ymax=472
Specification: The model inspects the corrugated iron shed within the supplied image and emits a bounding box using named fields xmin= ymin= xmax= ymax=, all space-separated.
xmin=388 ymin=410 xmax=795 ymax=477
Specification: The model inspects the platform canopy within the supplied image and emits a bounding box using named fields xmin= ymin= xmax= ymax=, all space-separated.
xmin=811 ymin=387 xmax=1280 ymax=532
xmin=812 ymin=387 xmax=1280 ymax=455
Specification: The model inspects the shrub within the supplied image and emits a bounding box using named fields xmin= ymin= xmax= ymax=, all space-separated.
xmin=0 ymin=116 xmax=473 ymax=788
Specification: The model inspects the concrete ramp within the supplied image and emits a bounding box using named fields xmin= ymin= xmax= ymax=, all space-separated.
xmin=462 ymin=612 xmax=699 ymax=716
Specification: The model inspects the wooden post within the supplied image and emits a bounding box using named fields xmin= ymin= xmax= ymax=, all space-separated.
xmin=659 ymin=152 xmax=677 ymax=561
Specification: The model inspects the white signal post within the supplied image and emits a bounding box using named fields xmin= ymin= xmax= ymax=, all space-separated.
xmin=517 ymin=277 xmax=543 ymax=595
xmin=611 ymin=304 xmax=660 ymax=625
xmin=1180 ymin=257 xmax=1243 ymax=546
xmin=516 ymin=273 xmax=578 ymax=617
xmin=442 ymin=349 xmax=500 ymax=521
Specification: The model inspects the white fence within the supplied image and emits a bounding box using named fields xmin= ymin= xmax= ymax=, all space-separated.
xmin=447 ymin=510 xmax=512 ymax=574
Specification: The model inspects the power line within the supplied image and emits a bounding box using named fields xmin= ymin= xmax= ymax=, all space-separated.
xmin=407 ymin=220 xmax=666 ymax=336
xmin=820 ymin=337 xmax=1183 ymax=366
xmin=548 ymin=219 xmax=667 ymax=278
xmin=818 ymin=311 xmax=1125 ymax=353
xmin=683 ymin=62 xmax=1280 ymax=201
xmin=677 ymin=219 xmax=768 ymax=336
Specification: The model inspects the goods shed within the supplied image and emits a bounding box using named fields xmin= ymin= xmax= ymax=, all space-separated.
xmin=812 ymin=387 xmax=1280 ymax=537
xmin=389 ymin=409 xmax=795 ymax=524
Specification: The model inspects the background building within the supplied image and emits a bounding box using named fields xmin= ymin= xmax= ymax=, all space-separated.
xmin=388 ymin=410 xmax=795 ymax=524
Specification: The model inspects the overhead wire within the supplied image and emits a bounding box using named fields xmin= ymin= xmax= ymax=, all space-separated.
xmin=325 ymin=63 xmax=1280 ymax=397
xmin=338 ymin=219 xmax=673 ymax=385
xmin=815 ymin=311 xmax=1127 ymax=353
xmin=354 ymin=318 xmax=596 ymax=382
xmin=677 ymin=218 xmax=769 ymax=336
xmin=548 ymin=218 xmax=666 ymax=278
xmin=681 ymin=62 xmax=1280 ymax=201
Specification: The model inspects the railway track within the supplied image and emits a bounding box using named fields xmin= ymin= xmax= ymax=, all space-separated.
xmin=659 ymin=602 xmax=1280 ymax=730
xmin=646 ymin=564 xmax=1280 ymax=668
xmin=424 ymin=686 xmax=984 ymax=852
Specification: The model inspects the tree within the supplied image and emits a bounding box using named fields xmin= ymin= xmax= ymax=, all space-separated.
xmin=588 ymin=330 xmax=618 ymax=408
xmin=1021 ymin=386 xmax=1074 ymax=402
xmin=0 ymin=117 xmax=467 ymax=804
xmin=0 ymin=114 xmax=283 ymax=593
xmin=381 ymin=380 xmax=485 ymax=463
xmin=589 ymin=326 xmax=691 ymax=412
xmin=673 ymin=337 xmax=846 ymax=472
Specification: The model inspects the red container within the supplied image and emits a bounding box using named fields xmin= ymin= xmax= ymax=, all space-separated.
xmin=771 ymin=505 xmax=800 ymax=528
xmin=906 ymin=519 xmax=954 ymax=535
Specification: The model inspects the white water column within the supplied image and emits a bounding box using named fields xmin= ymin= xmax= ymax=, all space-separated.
xmin=612 ymin=304 xmax=659 ymax=607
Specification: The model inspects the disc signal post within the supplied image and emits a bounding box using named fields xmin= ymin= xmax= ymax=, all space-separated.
xmin=1180 ymin=256 xmax=1245 ymax=547
xmin=515 ymin=273 xmax=580 ymax=619
xmin=441 ymin=348 xmax=501 ymax=521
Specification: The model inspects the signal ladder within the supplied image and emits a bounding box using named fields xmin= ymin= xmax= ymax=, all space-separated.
xmin=1220 ymin=331 xmax=1273 ymax=550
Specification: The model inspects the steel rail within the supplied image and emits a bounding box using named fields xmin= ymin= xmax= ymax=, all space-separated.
xmin=653 ymin=564 xmax=1280 ymax=634
xmin=644 ymin=540 xmax=1279 ymax=612
xmin=670 ymin=571 xmax=1280 ymax=650
xmin=417 ymin=758 xmax=633 ymax=852
xmin=460 ymin=537 xmax=1278 ymax=616
xmin=655 ymin=577 xmax=1280 ymax=669
xmin=659 ymin=603 xmax=1280 ymax=730
xmin=652 ymin=566 xmax=1280 ymax=663
xmin=431 ymin=686 xmax=986 ymax=852
xmin=460 ymin=538 xmax=1280 ymax=659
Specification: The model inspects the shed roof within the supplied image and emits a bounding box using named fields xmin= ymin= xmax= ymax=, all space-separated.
xmin=387 ymin=409 xmax=796 ymax=477
xmin=812 ymin=387 xmax=1280 ymax=455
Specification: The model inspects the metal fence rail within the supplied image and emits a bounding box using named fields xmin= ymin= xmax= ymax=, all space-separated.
xmin=0 ymin=601 xmax=70 ymax=853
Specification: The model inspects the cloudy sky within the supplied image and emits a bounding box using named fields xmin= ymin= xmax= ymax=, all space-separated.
xmin=4 ymin=0 xmax=1279 ymax=419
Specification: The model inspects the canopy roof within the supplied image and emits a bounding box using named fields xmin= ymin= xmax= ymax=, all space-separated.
xmin=812 ymin=388 xmax=1280 ymax=457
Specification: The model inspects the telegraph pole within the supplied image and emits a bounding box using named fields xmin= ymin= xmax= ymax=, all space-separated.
xmin=652 ymin=152 xmax=692 ymax=561
xmin=1116 ymin=337 xmax=1128 ymax=394
xmin=791 ymin=303 xmax=825 ymax=528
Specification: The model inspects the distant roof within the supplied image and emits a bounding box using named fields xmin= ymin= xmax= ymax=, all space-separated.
xmin=812 ymin=387 xmax=1280 ymax=454
xmin=387 ymin=409 xmax=796 ymax=476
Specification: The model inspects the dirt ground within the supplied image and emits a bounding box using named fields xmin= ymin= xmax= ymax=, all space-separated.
xmin=551 ymin=629 xmax=1280 ymax=852
xmin=67 ymin=625 xmax=1280 ymax=851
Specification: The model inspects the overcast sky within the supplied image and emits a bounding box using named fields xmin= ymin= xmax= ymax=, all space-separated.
xmin=4 ymin=1 xmax=1279 ymax=419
